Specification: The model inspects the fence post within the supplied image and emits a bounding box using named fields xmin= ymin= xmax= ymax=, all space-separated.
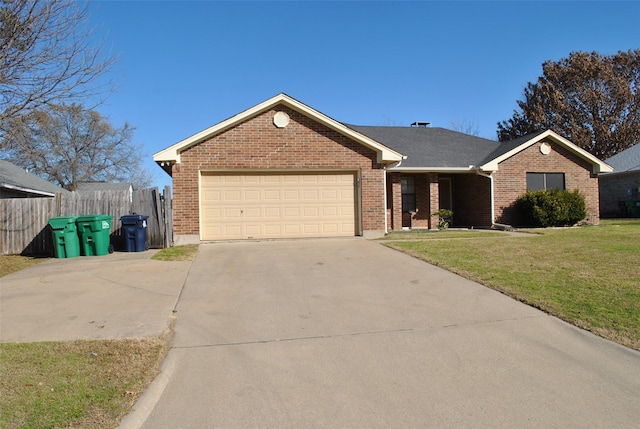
xmin=163 ymin=185 xmax=173 ymax=248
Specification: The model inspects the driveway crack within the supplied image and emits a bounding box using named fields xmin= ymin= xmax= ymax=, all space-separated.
xmin=174 ymin=315 xmax=546 ymax=349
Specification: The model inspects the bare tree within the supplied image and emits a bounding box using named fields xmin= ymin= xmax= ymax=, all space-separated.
xmin=0 ymin=0 xmax=116 ymax=140
xmin=3 ymin=103 xmax=154 ymax=190
xmin=450 ymin=118 xmax=480 ymax=136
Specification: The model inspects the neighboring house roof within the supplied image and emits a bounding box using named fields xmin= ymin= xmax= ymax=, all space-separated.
xmin=76 ymin=182 xmax=133 ymax=192
xmin=349 ymin=127 xmax=612 ymax=174
xmin=604 ymin=144 xmax=640 ymax=173
xmin=153 ymin=93 xmax=404 ymax=173
xmin=0 ymin=160 xmax=68 ymax=197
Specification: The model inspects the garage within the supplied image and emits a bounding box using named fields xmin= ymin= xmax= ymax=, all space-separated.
xmin=200 ymin=172 xmax=357 ymax=240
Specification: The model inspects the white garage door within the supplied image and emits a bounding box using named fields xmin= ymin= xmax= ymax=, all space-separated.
xmin=200 ymin=172 xmax=356 ymax=240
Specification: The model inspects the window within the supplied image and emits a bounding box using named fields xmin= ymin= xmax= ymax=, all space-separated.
xmin=526 ymin=173 xmax=565 ymax=191
xmin=401 ymin=176 xmax=416 ymax=212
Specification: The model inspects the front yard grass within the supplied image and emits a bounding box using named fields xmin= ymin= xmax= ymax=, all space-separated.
xmin=379 ymin=229 xmax=508 ymax=240
xmin=0 ymin=338 xmax=167 ymax=429
xmin=384 ymin=219 xmax=640 ymax=351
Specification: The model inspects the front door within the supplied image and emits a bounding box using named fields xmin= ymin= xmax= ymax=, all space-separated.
xmin=438 ymin=178 xmax=453 ymax=222
xmin=401 ymin=176 xmax=416 ymax=228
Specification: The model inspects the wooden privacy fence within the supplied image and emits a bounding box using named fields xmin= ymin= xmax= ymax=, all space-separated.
xmin=0 ymin=186 xmax=172 ymax=256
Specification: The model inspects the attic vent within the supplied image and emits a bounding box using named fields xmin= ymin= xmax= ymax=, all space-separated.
xmin=273 ymin=111 xmax=290 ymax=128
xmin=410 ymin=121 xmax=431 ymax=128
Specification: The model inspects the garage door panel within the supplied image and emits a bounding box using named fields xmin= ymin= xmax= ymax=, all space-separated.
xmin=223 ymin=208 xmax=242 ymax=219
xmin=283 ymin=190 xmax=300 ymax=200
xmin=224 ymin=190 xmax=242 ymax=201
xmin=322 ymin=207 xmax=338 ymax=216
xmin=244 ymin=190 xmax=260 ymax=200
xmin=201 ymin=173 xmax=356 ymax=240
xmin=263 ymin=190 xmax=279 ymax=200
xmin=303 ymin=207 xmax=319 ymax=217
xmin=263 ymin=207 xmax=280 ymax=217
xmin=224 ymin=225 xmax=242 ymax=236
xmin=244 ymin=208 xmax=262 ymax=218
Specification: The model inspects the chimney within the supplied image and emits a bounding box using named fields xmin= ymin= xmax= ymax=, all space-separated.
xmin=410 ymin=121 xmax=430 ymax=128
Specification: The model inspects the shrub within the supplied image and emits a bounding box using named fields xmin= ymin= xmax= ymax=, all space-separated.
xmin=516 ymin=189 xmax=586 ymax=227
xmin=432 ymin=209 xmax=454 ymax=230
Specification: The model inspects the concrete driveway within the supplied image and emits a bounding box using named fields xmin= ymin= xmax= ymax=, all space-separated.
xmin=125 ymin=238 xmax=640 ymax=428
xmin=0 ymin=250 xmax=191 ymax=342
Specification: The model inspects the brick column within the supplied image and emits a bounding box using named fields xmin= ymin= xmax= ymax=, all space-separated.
xmin=429 ymin=173 xmax=439 ymax=230
xmin=390 ymin=173 xmax=403 ymax=231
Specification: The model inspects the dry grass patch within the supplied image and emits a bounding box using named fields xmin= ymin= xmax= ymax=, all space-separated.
xmin=0 ymin=256 xmax=47 ymax=278
xmin=151 ymin=244 xmax=199 ymax=261
xmin=0 ymin=337 xmax=167 ymax=429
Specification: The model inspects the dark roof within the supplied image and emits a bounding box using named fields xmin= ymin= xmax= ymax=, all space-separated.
xmin=0 ymin=160 xmax=67 ymax=196
xmin=477 ymin=130 xmax=547 ymax=166
xmin=604 ymin=144 xmax=640 ymax=173
xmin=346 ymin=125 xmax=513 ymax=169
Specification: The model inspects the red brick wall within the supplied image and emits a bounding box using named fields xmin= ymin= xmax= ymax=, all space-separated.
xmin=389 ymin=173 xmax=402 ymax=230
xmin=171 ymin=106 xmax=385 ymax=237
xmin=599 ymin=171 xmax=640 ymax=217
xmin=494 ymin=139 xmax=600 ymax=225
xmin=409 ymin=173 xmax=439 ymax=229
xmin=452 ymin=174 xmax=492 ymax=227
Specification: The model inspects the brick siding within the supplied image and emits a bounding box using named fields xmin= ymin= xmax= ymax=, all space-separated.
xmin=451 ymin=174 xmax=492 ymax=227
xmin=599 ymin=171 xmax=640 ymax=217
xmin=494 ymin=139 xmax=601 ymax=225
xmin=171 ymin=105 xmax=385 ymax=237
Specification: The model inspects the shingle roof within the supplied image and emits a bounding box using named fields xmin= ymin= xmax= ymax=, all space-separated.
xmin=346 ymin=125 xmax=508 ymax=169
xmin=604 ymin=144 xmax=640 ymax=173
xmin=0 ymin=160 xmax=67 ymax=196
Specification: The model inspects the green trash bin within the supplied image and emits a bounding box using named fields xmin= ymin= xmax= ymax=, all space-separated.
xmin=48 ymin=216 xmax=80 ymax=258
xmin=76 ymin=215 xmax=113 ymax=256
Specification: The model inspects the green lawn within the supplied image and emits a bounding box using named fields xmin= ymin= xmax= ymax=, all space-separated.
xmin=0 ymin=338 xmax=166 ymax=429
xmin=384 ymin=219 xmax=640 ymax=351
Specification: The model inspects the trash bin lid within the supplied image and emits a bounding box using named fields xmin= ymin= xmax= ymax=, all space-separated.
xmin=76 ymin=214 xmax=99 ymax=222
xmin=77 ymin=214 xmax=112 ymax=221
xmin=120 ymin=214 xmax=149 ymax=224
xmin=48 ymin=216 xmax=77 ymax=229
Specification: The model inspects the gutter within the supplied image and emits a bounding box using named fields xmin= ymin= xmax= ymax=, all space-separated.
xmin=383 ymin=166 xmax=388 ymax=234
xmin=0 ymin=182 xmax=56 ymax=197
xmin=387 ymin=166 xmax=475 ymax=173
xmin=474 ymin=170 xmax=513 ymax=230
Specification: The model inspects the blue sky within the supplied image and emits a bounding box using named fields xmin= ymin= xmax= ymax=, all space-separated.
xmin=87 ymin=1 xmax=639 ymax=189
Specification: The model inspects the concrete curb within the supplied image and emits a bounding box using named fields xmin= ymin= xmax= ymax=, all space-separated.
xmin=117 ymin=348 xmax=179 ymax=429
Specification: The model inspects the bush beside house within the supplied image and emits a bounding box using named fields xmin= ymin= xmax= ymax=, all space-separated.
xmin=516 ymin=190 xmax=587 ymax=227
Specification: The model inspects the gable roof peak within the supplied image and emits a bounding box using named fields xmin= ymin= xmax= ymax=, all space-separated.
xmin=153 ymin=93 xmax=403 ymax=175
xmin=481 ymin=129 xmax=612 ymax=174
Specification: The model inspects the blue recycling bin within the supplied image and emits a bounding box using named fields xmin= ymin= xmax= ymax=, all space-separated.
xmin=120 ymin=214 xmax=149 ymax=252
